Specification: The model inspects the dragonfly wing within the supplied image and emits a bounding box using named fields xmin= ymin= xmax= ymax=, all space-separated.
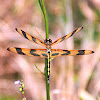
xmin=50 ymin=49 xmax=94 ymax=58
xmin=7 ymin=47 xmax=48 ymax=58
xmin=51 ymin=27 xmax=83 ymax=46
xmin=15 ymin=28 xmax=46 ymax=47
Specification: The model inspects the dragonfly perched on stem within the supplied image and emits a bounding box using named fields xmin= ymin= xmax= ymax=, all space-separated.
xmin=7 ymin=27 xmax=94 ymax=83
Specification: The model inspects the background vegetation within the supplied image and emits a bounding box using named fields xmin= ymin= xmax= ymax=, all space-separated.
xmin=0 ymin=0 xmax=100 ymax=100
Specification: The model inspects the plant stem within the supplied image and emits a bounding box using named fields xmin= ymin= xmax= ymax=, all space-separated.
xmin=34 ymin=64 xmax=44 ymax=75
xmin=39 ymin=0 xmax=49 ymax=39
xmin=45 ymin=60 xmax=50 ymax=100
xmin=39 ymin=0 xmax=50 ymax=100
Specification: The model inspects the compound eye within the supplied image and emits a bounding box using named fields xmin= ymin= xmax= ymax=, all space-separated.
xmin=49 ymin=39 xmax=52 ymax=43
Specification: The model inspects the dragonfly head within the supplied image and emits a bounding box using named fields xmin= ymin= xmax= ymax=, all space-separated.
xmin=44 ymin=39 xmax=52 ymax=45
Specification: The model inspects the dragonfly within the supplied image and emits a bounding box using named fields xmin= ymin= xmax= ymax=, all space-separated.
xmin=7 ymin=27 xmax=94 ymax=83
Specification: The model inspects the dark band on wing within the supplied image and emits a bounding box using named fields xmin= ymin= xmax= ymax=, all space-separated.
xmin=61 ymin=36 xmax=66 ymax=42
xmin=21 ymin=30 xmax=28 ymax=39
xmin=52 ymin=53 xmax=59 ymax=56
xmin=63 ymin=50 xmax=69 ymax=52
xmin=30 ymin=50 xmax=40 ymax=56
xmin=76 ymin=50 xmax=85 ymax=55
xmin=61 ymin=50 xmax=71 ymax=55
xmin=42 ymin=54 xmax=48 ymax=57
xmin=32 ymin=37 xmax=36 ymax=43
xmin=30 ymin=49 xmax=36 ymax=52
xmin=53 ymin=36 xmax=66 ymax=44
xmin=31 ymin=53 xmax=40 ymax=56
xmin=16 ymin=28 xmax=28 ymax=40
xmin=69 ymin=27 xmax=83 ymax=37
xmin=15 ymin=48 xmax=25 ymax=55
xmin=69 ymin=29 xmax=76 ymax=37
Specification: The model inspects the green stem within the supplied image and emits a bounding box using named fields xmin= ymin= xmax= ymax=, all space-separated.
xmin=38 ymin=0 xmax=50 ymax=100
xmin=34 ymin=64 xmax=44 ymax=75
xmin=45 ymin=59 xmax=50 ymax=100
xmin=39 ymin=0 xmax=49 ymax=39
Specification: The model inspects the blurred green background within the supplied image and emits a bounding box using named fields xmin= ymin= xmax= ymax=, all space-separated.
xmin=0 ymin=0 xmax=100 ymax=100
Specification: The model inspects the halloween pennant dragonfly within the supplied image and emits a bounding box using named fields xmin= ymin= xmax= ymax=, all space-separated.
xmin=7 ymin=27 xmax=94 ymax=83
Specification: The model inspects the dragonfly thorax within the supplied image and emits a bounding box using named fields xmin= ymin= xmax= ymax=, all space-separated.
xmin=44 ymin=39 xmax=52 ymax=53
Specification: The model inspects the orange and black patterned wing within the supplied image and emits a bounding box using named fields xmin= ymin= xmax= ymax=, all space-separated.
xmin=15 ymin=28 xmax=46 ymax=47
xmin=51 ymin=27 xmax=83 ymax=46
xmin=50 ymin=49 xmax=94 ymax=58
xmin=7 ymin=47 xmax=48 ymax=58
